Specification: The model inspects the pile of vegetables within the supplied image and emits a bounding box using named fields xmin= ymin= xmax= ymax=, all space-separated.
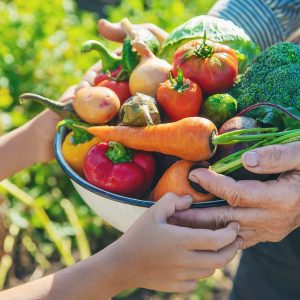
xmin=20 ymin=16 xmax=300 ymax=202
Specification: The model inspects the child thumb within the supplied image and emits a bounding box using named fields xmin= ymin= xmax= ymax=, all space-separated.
xmin=152 ymin=193 xmax=193 ymax=223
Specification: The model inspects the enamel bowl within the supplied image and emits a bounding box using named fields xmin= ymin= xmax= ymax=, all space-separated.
xmin=54 ymin=127 xmax=227 ymax=232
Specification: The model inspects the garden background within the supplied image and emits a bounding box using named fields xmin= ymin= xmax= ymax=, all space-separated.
xmin=0 ymin=0 xmax=238 ymax=299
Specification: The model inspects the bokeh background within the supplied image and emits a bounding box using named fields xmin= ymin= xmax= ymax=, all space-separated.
xmin=0 ymin=0 xmax=238 ymax=299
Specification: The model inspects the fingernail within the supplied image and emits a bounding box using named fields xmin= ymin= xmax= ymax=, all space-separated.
xmin=244 ymin=151 xmax=259 ymax=167
xmin=188 ymin=174 xmax=199 ymax=183
xmin=227 ymin=222 xmax=240 ymax=233
xmin=183 ymin=195 xmax=193 ymax=201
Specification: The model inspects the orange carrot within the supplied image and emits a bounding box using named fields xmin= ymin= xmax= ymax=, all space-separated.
xmin=85 ymin=117 xmax=217 ymax=161
xmin=152 ymin=160 xmax=214 ymax=202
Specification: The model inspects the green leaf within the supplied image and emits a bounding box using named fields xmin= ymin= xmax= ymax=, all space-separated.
xmin=246 ymin=104 xmax=300 ymax=130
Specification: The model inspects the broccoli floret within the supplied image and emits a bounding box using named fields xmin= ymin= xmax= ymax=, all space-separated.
xmin=230 ymin=42 xmax=300 ymax=111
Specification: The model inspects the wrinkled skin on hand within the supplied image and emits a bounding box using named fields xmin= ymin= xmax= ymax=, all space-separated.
xmin=169 ymin=143 xmax=300 ymax=249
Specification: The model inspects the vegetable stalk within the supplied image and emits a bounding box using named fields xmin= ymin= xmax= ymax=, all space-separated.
xmin=19 ymin=93 xmax=79 ymax=121
xmin=212 ymin=127 xmax=300 ymax=145
xmin=211 ymin=128 xmax=300 ymax=175
xmin=81 ymin=40 xmax=122 ymax=71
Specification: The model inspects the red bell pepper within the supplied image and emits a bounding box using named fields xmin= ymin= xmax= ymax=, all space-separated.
xmin=83 ymin=142 xmax=156 ymax=197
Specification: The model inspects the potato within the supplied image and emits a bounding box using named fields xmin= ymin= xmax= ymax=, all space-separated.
xmin=73 ymin=87 xmax=120 ymax=124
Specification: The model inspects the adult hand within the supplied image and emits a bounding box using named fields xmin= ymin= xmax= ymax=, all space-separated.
xmin=170 ymin=143 xmax=300 ymax=249
xmin=114 ymin=193 xmax=241 ymax=293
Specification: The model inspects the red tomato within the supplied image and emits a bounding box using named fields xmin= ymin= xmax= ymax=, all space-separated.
xmin=157 ymin=68 xmax=203 ymax=121
xmin=94 ymin=65 xmax=122 ymax=86
xmin=98 ymin=79 xmax=131 ymax=105
xmin=172 ymin=39 xmax=238 ymax=95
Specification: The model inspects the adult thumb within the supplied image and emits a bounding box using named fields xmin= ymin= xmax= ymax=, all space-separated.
xmin=242 ymin=142 xmax=300 ymax=174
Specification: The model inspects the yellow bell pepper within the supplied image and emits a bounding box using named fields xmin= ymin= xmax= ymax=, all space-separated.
xmin=62 ymin=132 xmax=100 ymax=174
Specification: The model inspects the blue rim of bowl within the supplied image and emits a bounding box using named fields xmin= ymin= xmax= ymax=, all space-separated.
xmin=54 ymin=127 xmax=228 ymax=208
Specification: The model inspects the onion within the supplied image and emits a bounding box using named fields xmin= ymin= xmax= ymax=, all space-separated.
xmin=129 ymin=40 xmax=172 ymax=97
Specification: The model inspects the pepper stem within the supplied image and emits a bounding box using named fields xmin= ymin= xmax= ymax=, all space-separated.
xmin=81 ymin=40 xmax=122 ymax=72
xmin=57 ymin=119 xmax=93 ymax=145
xmin=106 ymin=142 xmax=133 ymax=163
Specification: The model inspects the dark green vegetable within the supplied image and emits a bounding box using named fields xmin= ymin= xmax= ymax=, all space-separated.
xmin=230 ymin=42 xmax=300 ymax=129
xmin=119 ymin=93 xmax=161 ymax=126
xmin=201 ymin=94 xmax=237 ymax=128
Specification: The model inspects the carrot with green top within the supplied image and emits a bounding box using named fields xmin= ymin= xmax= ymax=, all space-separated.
xmin=81 ymin=117 xmax=217 ymax=161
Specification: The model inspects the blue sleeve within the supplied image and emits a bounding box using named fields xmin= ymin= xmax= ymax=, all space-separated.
xmin=208 ymin=0 xmax=300 ymax=49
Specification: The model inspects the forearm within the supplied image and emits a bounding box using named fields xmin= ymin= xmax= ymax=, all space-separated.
xmin=0 ymin=242 xmax=130 ymax=300
xmin=208 ymin=0 xmax=300 ymax=50
xmin=0 ymin=121 xmax=41 ymax=180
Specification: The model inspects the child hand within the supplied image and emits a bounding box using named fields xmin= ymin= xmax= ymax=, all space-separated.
xmin=28 ymin=86 xmax=76 ymax=163
xmin=110 ymin=193 xmax=241 ymax=293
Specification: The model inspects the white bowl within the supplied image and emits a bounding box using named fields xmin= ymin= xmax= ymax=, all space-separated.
xmin=54 ymin=127 xmax=227 ymax=232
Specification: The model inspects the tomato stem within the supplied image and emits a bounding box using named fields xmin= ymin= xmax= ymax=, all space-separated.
xmin=195 ymin=31 xmax=214 ymax=58
xmin=169 ymin=67 xmax=190 ymax=94
xmin=182 ymin=31 xmax=214 ymax=62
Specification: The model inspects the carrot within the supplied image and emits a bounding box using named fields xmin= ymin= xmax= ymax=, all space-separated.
xmin=152 ymin=160 xmax=214 ymax=203
xmin=84 ymin=117 xmax=217 ymax=161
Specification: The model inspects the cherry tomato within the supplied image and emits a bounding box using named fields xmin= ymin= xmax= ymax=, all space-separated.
xmin=98 ymin=79 xmax=131 ymax=105
xmin=157 ymin=68 xmax=203 ymax=121
xmin=172 ymin=38 xmax=238 ymax=95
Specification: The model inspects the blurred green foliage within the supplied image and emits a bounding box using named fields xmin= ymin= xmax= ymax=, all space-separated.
xmin=0 ymin=0 xmax=217 ymax=298
xmin=106 ymin=0 xmax=216 ymax=32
